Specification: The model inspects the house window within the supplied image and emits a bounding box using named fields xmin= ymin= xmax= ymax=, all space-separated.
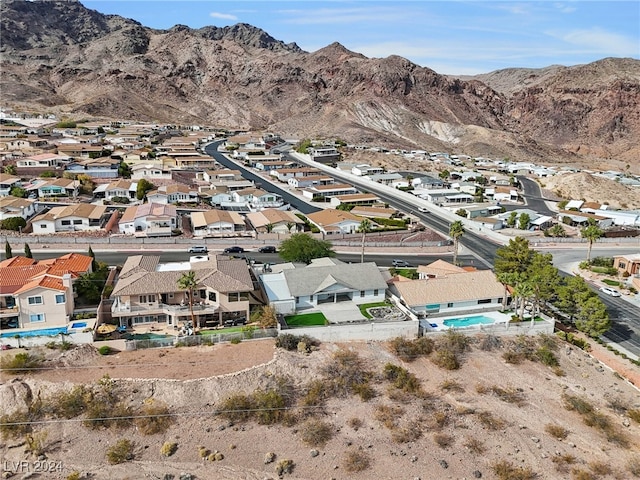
xmin=29 ymin=313 xmax=45 ymax=323
xmin=478 ymin=299 xmax=492 ymax=305
xmin=228 ymin=292 xmax=249 ymax=302
xmin=360 ymin=291 xmax=365 ymax=298
xmin=73 ymin=219 xmax=82 ymax=225
xmin=618 ymin=262 xmax=626 ymax=269
xmin=200 ymin=289 xmax=206 ymax=299
xmin=28 ymin=296 xmax=43 ymax=305
xmin=447 ymin=303 xmax=454 ymax=308
xmin=40 ymin=224 xmax=47 ymax=229
xmin=61 ymin=220 xmax=71 ymax=226
xmin=208 ymin=292 xmax=217 ymax=302
xmin=139 ymin=295 xmax=156 ymax=303
xmin=55 ymin=294 xmax=66 ymax=304
xmin=374 ymin=289 xmax=379 ymax=296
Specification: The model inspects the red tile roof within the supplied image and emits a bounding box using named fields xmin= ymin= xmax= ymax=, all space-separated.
xmin=15 ymin=275 xmax=66 ymax=294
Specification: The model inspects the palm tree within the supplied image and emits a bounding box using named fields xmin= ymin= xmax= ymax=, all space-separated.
xmin=286 ymin=222 xmax=294 ymax=233
xmin=449 ymin=220 xmax=465 ymax=266
xmin=265 ymin=223 xmax=274 ymax=233
xmin=581 ymin=223 xmax=603 ymax=263
xmin=357 ymin=219 xmax=372 ymax=263
xmin=177 ymin=271 xmax=198 ymax=334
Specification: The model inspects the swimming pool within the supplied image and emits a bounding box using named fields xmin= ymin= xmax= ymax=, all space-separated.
xmin=70 ymin=322 xmax=87 ymax=329
xmin=443 ymin=315 xmax=495 ymax=328
xmin=0 ymin=326 xmax=68 ymax=338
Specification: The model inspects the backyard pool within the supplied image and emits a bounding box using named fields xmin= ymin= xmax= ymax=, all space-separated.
xmin=443 ymin=315 xmax=496 ymax=328
xmin=70 ymin=322 xmax=87 ymax=329
xmin=0 ymin=326 xmax=68 ymax=338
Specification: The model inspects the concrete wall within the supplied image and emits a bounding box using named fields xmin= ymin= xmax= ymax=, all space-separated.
xmin=1 ymin=331 xmax=94 ymax=348
xmin=280 ymin=319 xmax=419 ymax=342
xmin=422 ymin=318 xmax=555 ymax=337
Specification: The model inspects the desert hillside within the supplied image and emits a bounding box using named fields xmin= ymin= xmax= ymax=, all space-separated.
xmin=543 ymin=172 xmax=640 ymax=209
xmin=1 ymin=334 xmax=639 ymax=480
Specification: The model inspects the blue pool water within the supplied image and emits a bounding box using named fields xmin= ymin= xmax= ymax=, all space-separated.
xmin=0 ymin=326 xmax=68 ymax=338
xmin=70 ymin=322 xmax=87 ymax=329
xmin=443 ymin=315 xmax=495 ymax=328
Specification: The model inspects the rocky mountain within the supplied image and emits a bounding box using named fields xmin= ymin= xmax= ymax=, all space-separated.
xmin=2 ymin=0 xmax=639 ymax=164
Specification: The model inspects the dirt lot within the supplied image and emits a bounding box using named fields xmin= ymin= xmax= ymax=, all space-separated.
xmin=1 ymin=335 xmax=639 ymax=480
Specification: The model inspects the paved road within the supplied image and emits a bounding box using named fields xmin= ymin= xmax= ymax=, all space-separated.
xmin=517 ymin=176 xmax=556 ymax=216
xmin=203 ymin=142 xmax=321 ymax=215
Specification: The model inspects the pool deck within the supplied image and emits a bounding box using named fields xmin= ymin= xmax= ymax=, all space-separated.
xmin=423 ymin=310 xmax=556 ymax=336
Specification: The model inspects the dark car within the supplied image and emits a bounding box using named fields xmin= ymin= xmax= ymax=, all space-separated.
xmin=392 ymin=259 xmax=411 ymax=268
xmin=258 ymin=245 xmax=277 ymax=253
xmin=223 ymin=246 xmax=245 ymax=254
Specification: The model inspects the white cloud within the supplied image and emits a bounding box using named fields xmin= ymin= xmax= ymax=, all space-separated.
xmin=278 ymin=6 xmax=412 ymax=25
xmin=209 ymin=12 xmax=238 ymax=21
xmin=553 ymin=3 xmax=577 ymax=14
xmin=556 ymin=28 xmax=639 ymax=56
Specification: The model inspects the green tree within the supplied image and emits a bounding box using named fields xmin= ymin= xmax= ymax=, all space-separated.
xmin=357 ymin=218 xmax=373 ymax=263
xmin=251 ymin=305 xmax=278 ymax=329
xmin=24 ymin=243 xmax=32 ymax=259
xmin=118 ymin=162 xmax=132 ymax=179
xmin=526 ymin=252 xmax=560 ymax=317
xmin=40 ymin=171 xmax=56 ymax=178
xmin=3 ymin=164 xmax=17 ymax=175
xmin=494 ymin=237 xmax=534 ymax=308
xmin=177 ymin=271 xmax=198 ymax=332
xmin=1 ymin=217 xmax=27 ymax=231
xmin=553 ymin=275 xmax=595 ymax=324
xmin=88 ymin=246 xmax=97 ymax=271
xmin=9 ymin=187 xmax=26 ymax=198
xmin=512 ymin=280 xmax=534 ymax=321
xmin=506 ymin=211 xmax=518 ymax=228
xmin=455 ymin=208 xmax=467 ymax=218
xmin=449 ymin=220 xmax=465 ymax=266
xmin=518 ymin=212 xmax=531 ymax=230
xmin=265 ymin=223 xmax=274 ymax=233
xmin=136 ymin=179 xmax=155 ymax=200
xmin=574 ymin=297 xmax=610 ymax=338
xmin=439 ymin=170 xmax=450 ymax=180
xmin=286 ymin=222 xmax=295 ymax=233
xmin=279 ymin=233 xmax=335 ymax=264
xmin=296 ymin=139 xmax=312 ymax=154
xmin=548 ymin=224 xmax=566 ymax=237
xmin=5 ymin=240 xmax=12 ymax=259
xmin=581 ymin=223 xmax=603 ymax=263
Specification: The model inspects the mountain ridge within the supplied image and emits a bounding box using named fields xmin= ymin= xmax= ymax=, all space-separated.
xmin=1 ymin=0 xmax=639 ymax=163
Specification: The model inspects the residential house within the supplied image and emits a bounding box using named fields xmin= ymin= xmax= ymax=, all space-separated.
xmin=614 ymin=254 xmax=640 ymax=277
xmin=191 ymin=210 xmax=246 ymax=237
xmin=131 ymin=162 xmax=173 ymax=181
xmin=0 ymin=196 xmax=37 ymax=222
xmin=272 ymin=167 xmax=321 ymax=182
xmin=16 ymin=153 xmax=71 ymax=168
xmin=308 ymin=146 xmax=340 ymax=164
xmin=30 ymin=204 xmax=109 ymax=234
xmin=456 ymin=204 xmax=503 ymax=220
xmin=486 ymin=186 xmax=519 ymax=203
xmin=253 ymin=160 xmax=294 ymax=171
xmin=231 ymin=188 xmax=283 ymax=210
xmin=350 ymin=205 xmax=396 ymax=219
xmin=415 ymin=188 xmax=474 ymax=205
xmin=33 ymin=178 xmax=79 ymax=199
xmin=0 ymin=253 xmax=92 ymax=332
xmin=0 ymin=174 xmax=21 ymax=197
xmin=330 ymin=193 xmax=380 ymax=207
xmin=110 ymin=255 xmax=256 ymax=328
xmin=94 ymin=179 xmax=138 ymax=202
xmin=351 ymin=164 xmax=385 ymax=176
xmin=147 ymin=184 xmax=199 ymax=205
xmin=118 ymin=202 xmax=178 ymax=236
xmin=260 ymin=258 xmax=387 ymax=315
xmin=388 ymin=268 xmax=505 ymax=317
xmin=302 ymin=183 xmax=358 ymax=201
xmin=367 ymin=172 xmax=406 ymax=187
xmin=287 ymin=175 xmax=334 ymax=189
xmin=66 ymin=157 xmax=121 ymax=179
xmin=412 ymin=175 xmax=445 ymax=190
xmin=246 ymin=208 xmax=304 ymax=234
xmin=197 ymin=169 xmax=244 ymax=183
xmin=56 ymin=144 xmax=104 ymax=159
xmin=416 ymin=259 xmax=467 ymax=280
xmin=557 ymin=210 xmax=614 ymax=229
xmin=306 ymin=208 xmax=368 ymax=235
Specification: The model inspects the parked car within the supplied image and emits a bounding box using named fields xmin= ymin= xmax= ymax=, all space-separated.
xmin=223 ymin=246 xmax=245 ymax=254
xmin=418 ymin=206 xmax=429 ymax=213
xmin=258 ymin=245 xmax=277 ymax=253
xmin=188 ymin=246 xmax=208 ymax=254
xmin=599 ymin=286 xmax=621 ymax=297
xmin=392 ymin=259 xmax=411 ymax=268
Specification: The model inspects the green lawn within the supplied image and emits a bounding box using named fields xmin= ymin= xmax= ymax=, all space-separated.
xmin=602 ymin=279 xmax=621 ymax=287
xmin=393 ymin=268 xmax=418 ymax=279
xmin=285 ymin=312 xmax=327 ymax=326
xmin=358 ymin=301 xmax=392 ymax=319
xmin=198 ymin=326 xmax=246 ymax=335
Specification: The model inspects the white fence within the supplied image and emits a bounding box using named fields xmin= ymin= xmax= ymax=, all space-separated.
xmin=1 ymin=331 xmax=94 ymax=349
xmin=280 ymin=319 xmax=419 ymax=342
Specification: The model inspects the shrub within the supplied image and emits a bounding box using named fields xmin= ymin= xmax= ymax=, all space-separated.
xmin=374 ymin=404 xmax=405 ymax=430
xmin=322 ymin=350 xmax=374 ymax=399
xmin=588 ymin=461 xmax=612 ymax=476
xmin=391 ymin=421 xmax=423 ymax=443
xmin=388 ymin=336 xmax=434 ymax=362
xmin=545 ymin=423 xmax=569 ymax=440
xmin=563 ymin=394 xmax=594 ymax=415
xmin=98 ymin=345 xmax=112 ymax=355
xmin=383 ymin=363 xmax=422 ymax=394
xmin=431 ymin=348 xmax=459 ymax=370
xmin=492 ymin=460 xmax=537 ymax=480
xmin=66 ymin=472 xmax=81 ymax=480
xmin=275 ymin=459 xmax=295 ymax=476
xmin=84 ymin=401 xmax=132 ymax=430
xmin=0 ymin=352 xmax=44 ymax=374
xmin=276 ymin=333 xmax=320 ymax=351
xmin=463 ymin=437 xmax=485 ymax=454
xmin=25 ymin=430 xmax=48 ymax=456
xmin=478 ymin=334 xmax=502 ymax=351
xmin=439 ymin=379 xmax=465 ymax=393
xmin=433 ymin=432 xmax=454 ymax=448
xmin=347 ymin=417 xmax=363 ymax=430
xmin=343 ymin=450 xmax=371 ymax=473
xmin=49 ymin=385 xmax=92 ymax=419
xmin=160 ymin=441 xmax=178 ymax=457
xmin=135 ymin=400 xmax=174 ymax=435
xmin=106 ymin=439 xmax=135 ymax=464
xmin=551 ymin=453 xmax=577 ymax=473
xmin=502 ymin=350 xmax=525 ymax=364
xmin=253 ymin=389 xmax=287 ymax=425
xmin=476 ymin=410 xmax=506 ymax=430
xmin=299 ymin=419 xmax=333 ymax=447
xmin=230 ymin=337 xmax=241 ymax=344
xmin=0 ymin=410 xmax=34 ymax=439
xmin=489 ymin=385 xmax=526 ymax=406
xmin=627 ymin=408 xmax=640 ymax=424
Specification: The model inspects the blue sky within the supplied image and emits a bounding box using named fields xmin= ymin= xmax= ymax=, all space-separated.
xmin=82 ymin=1 xmax=639 ymax=75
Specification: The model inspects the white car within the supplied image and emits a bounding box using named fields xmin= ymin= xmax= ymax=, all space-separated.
xmin=418 ymin=206 xmax=429 ymax=213
xmin=599 ymin=286 xmax=621 ymax=297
